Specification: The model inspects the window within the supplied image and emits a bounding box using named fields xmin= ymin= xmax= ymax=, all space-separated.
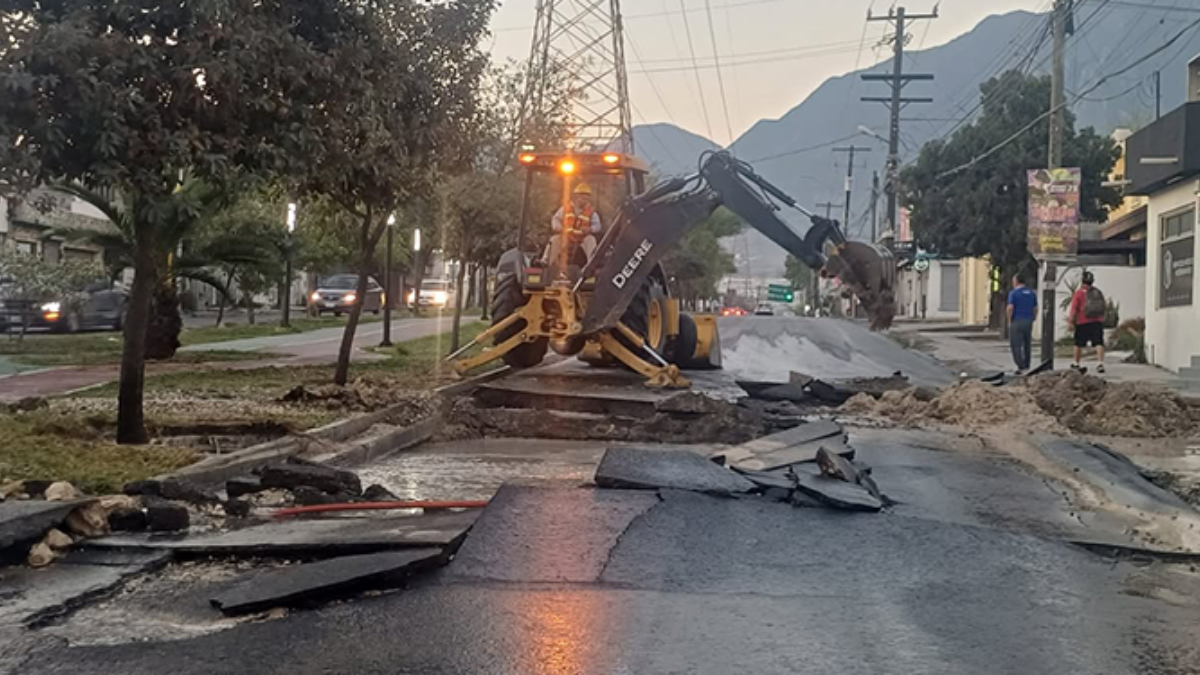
xmin=14 ymin=240 xmax=36 ymax=257
xmin=1159 ymin=208 xmax=1194 ymax=309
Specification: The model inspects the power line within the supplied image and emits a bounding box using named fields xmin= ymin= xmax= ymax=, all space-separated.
xmin=491 ymin=0 xmax=786 ymax=33
xmin=1106 ymin=0 xmax=1200 ymax=12
xmin=703 ymin=0 xmax=736 ymax=146
xmin=678 ymin=0 xmax=715 ymax=140
xmin=628 ymin=43 xmax=865 ymax=73
xmin=747 ymin=132 xmax=865 ymax=163
xmin=936 ymin=13 xmax=1200 ymax=179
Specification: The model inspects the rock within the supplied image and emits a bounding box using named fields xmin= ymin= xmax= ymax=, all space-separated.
xmin=28 ymin=542 xmax=55 ymax=568
xmin=260 ymin=464 xmax=362 ymax=496
xmin=789 ymin=371 xmax=814 ymax=386
xmin=122 ymin=480 xmax=162 ymax=497
xmin=98 ymin=494 xmax=138 ymax=512
xmin=223 ymin=499 xmax=251 ymax=518
xmin=291 ymin=486 xmax=359 ymax=506
xmin=362 ymin=484 xmax=399 ymax=502
xmin=816 ymin=447 xmax=862 ymax=484
xmin=107 ymin=507 xmax=148 ymax=532
xmin=226 ymin=476 xmax=265 ymax=499
xmin=159 ymin=479 xmax=219 ymax=504
xmin=44 ymin=482 xmax=82 ymax=502
xmin=145 ymin=501 xmax=190 ymax=532
xmin=65 ymin=502 xmax=109 ymax=538
xmin=22 ymin=480 xmax=53 ymax=498
xmin=43 ymin=528 xmax=73 ymax=551
xmin=2 ymin=480 xmax=26 ymax=499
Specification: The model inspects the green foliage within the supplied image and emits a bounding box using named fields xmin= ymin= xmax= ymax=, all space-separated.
xmin=1108 ymin=316 xmax=1145 ymax=355
xmin=901 ymin=71 xmax=1122 ymax=278
xmin=0 ymin=251 xmax=106 ymax=310
xmin=662 ymin=207 xmax=743 ymax=303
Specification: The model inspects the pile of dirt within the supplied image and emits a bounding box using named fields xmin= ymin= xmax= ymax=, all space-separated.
xmin=1028 ymin=370 xmax=1200 ymax=437
xmin=840 ymin=380 xmax=1065 ymax=433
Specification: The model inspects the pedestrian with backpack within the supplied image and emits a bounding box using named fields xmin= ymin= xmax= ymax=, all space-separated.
xmin=1067 ymin=270 xmax=1106 ymax=373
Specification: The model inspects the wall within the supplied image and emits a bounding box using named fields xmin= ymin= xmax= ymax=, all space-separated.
xmin=959 ymin=256 xmax=993 ymax=326
xmin=896 ymin=260 xmax=960 ymax=320
xmin=1144 ymin=178 xmax=1200 ymax=372
xmin=1056 ymin=265 xmax=1146 ymax=334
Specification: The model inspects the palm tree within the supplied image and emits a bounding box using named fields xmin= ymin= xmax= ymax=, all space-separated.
xmin=53 ymin=181 xmax=278 ymax=358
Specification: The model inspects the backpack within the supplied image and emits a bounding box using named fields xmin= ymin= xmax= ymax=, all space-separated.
xmin=1082 ymin=286 xmax=1106 ymax=320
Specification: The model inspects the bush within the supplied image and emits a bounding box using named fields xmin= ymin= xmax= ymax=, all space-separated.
xmin=1108 ymin=317 xmax=1145 ymax=357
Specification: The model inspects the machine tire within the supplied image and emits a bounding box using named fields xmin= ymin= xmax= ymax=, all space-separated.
xmin=620 ymin=275 xmax=668 ymax=354
xmin=491 ymin=274 xmax=548 ymax=369
xmin=671 ymin=312 xmax=699 ymax=367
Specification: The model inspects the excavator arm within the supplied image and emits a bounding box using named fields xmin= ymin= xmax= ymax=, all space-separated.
xmin=582 ymin=151 xmax=896 ymax=333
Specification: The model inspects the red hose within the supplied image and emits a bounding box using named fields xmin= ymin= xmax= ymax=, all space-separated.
xmin=270 ymin=500 xmax=488 ymax=518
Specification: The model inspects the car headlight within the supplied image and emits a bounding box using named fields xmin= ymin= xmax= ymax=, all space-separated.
xmin=310 ymin=291 xmax=321 ymax=302
xmin=40 ymin=302 xmax=61 ymax=313
xmin=432 ymin=291 xmax=448 ymax=304
xmin=406 ymin=291 xmax=415 ymax=303
xmin=343 ymin=292 xmax=357 ymax=304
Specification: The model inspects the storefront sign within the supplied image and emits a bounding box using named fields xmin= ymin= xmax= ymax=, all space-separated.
xmin=1161 ymin=236 xmax=1195 ymax=308
xmin=1027 ymin=167 xmax=1081 ymax=259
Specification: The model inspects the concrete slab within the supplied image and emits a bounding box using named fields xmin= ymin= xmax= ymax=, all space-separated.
xmin=594 ymin=447 xmax=755 ymax=495
xmin=714 ymin=419 xmax=849 ymax=471
xmin=791 ymin=467 xmax=883 ymax=511
xmin=446 ymin=484 xmax=659 ymax=583
xmin=83 ymin=510 xmax=478 ymax=557
xmin=0 ymin=500 xmax=89 ymax=550
xmin=210 ymin=549 xmax=444 ymax=616
xmin=718 ymin=317 xmax=955 ymax=387
xmin=0 ymin=549 xmax=169 ymax=628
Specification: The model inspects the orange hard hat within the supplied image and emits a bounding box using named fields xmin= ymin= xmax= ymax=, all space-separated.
xmin=573 ymin=183 xmax=593 ymax=196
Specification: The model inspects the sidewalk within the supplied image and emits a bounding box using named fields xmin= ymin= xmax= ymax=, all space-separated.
xmin=894 ymin=322 xmax=1186 ymax=389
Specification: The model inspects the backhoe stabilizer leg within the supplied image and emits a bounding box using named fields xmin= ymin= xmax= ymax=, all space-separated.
xmin=597 ymin=331 xmax=689 ymax=389
xmin=446 ymin=311 xmax=523 ymax=362
xmin=448 ymin=307 xmax=543 ymax=375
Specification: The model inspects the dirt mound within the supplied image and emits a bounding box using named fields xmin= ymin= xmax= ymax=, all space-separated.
xmin=1029 ymin=370 xmax=1200 ymax=437
xmin=841 ymin=380 xmax=1064 ymax=433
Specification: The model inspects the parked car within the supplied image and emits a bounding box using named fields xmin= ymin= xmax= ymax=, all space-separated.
xmin=754 ymin=303 xmax=775 ymax=316
xmin=310 ymin=274 xmax=384 ymax=316
xmin=0 ymin=281 xmax=127 ymax=333
xmin=406 ymin=278 xmax=453 ymax=308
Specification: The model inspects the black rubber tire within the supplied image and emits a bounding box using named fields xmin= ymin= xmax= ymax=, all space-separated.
xmin=672 ymin=312 xmax=699 ymax=367
xmin=490 ymin=274 xmax=548 ymax=369
xmin=620 ymin=275 xmax=668 ymax=354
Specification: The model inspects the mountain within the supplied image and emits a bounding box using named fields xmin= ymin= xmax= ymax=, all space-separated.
xmin=632 ymin=7 xmax=1200 ymax=278
xmin=632 ymin=123 xmax=721 ymax=177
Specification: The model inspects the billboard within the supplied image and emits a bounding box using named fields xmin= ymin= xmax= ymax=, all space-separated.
xmin=1027 ymin=167 xmax=1081 ymax=259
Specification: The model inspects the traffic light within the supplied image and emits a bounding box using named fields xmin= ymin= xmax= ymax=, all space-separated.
xmin=785 ymin=290 xmax=794 ymax=302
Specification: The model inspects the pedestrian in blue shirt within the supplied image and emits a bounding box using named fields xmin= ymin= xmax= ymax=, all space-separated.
xmin=1006 ymin=273 xmax=1038 ymax=373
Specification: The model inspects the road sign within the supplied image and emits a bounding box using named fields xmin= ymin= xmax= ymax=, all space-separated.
xmin=767 ymin=284 xmax=793 ymax=302
xmin=913 ymin=257 xmax=930 ymax=272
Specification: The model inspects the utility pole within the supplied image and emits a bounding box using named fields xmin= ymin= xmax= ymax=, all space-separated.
xmin=1154 ymin=70 xmax=1162 ymax=120
xmin=863 ymin=5 xmax=937 ymax=250
xmin=833 ymin=145 xmax=872 ymax=229
xmin=1040 ymin=0 xmax=1069 ymax=367
xmin=870 ymin=171 xmax=880 ymax=242
xmin=816 ymin=201 xmax=843 ymax=220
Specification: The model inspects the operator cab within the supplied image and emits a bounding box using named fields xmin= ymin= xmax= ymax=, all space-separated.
xmin=514 ymin=150 xmax=649 ymax=289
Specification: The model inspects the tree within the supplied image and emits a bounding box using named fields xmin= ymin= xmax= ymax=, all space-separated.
xmin=0 ymin=0 xmax=376 ymax=442
xmin=287 ymin=0 xmax=494 ymax=386
xmin=661 ymin=207 xmax=743 ymax=307
xmin=901 ymin=71 xmax=1121 ymax=292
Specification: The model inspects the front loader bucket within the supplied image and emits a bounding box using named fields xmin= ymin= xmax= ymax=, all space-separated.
xmin=825 ymin=242 xmax=897 ymax=331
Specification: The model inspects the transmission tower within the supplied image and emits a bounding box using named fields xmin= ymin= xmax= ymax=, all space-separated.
xmin=524 ymin=0 xmax=634 ymax=153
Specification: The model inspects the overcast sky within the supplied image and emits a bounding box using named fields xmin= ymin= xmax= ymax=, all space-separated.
xmin=485 ymin=0 xmax=1048 ymax=144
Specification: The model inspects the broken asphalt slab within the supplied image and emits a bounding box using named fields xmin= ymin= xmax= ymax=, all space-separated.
xmin=0 ymin=549 xmax=170 ymax=629
xmin=1035 ymin=436 xmax=1196 ymax=516
xmin=714 ymin=419 xmax=849 ymax=471
xmin=594 ymin=446 xmax=755 ymax=495
xmin=791 ymin=467 xmax=883 ymax=511
xmin=210 ymin=548 xmax=444 ymax=616
xmin=82 ymin=510 xmax=478 ymax=557
xmin=0 ymin=500 xmax=91 ymax=551
xmin=445 ymin=484 xmax=659 ymax=583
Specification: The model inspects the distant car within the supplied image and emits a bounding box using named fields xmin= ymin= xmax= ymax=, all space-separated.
xmin=406 ymin=278 xmax=453 ymax=308
xmin=310 ymin=274 xmax=384 ymax=316
xmin=754 ymin=304 xmax=775 ymax=316
xmin=720 ymin=306 xmax=748 ymax=317
xmin=0 ymin=281 xmax=127 ymax=333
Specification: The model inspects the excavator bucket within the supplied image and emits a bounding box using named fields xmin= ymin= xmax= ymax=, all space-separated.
xmin=825 ymin=241 xmax=897 ymax=331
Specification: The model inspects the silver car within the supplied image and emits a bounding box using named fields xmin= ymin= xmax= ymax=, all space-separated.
xmin=310 ymin=274 xmax=384 ymax=316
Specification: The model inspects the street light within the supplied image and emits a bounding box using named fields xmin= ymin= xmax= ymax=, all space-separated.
xmin=380 ymin=214 xmax=396 ymax=347
xmin=282 ymin=202 xmax=297 ymax=328
xmin=857 ymin=125 xmax=887 ymax=143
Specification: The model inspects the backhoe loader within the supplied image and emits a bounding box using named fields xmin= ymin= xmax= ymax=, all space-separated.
xmin=447 ymin=149 xmax=895 ymax=387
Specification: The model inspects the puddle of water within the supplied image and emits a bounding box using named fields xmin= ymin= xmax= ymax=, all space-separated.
xmin=355 ymin=438 xmax=614 ymax=501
